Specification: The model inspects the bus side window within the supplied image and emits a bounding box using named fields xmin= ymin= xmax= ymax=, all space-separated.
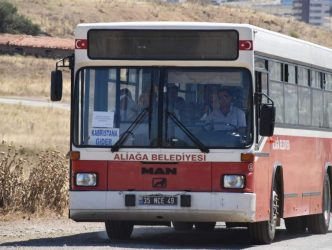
xmin=324 ymin=74 xmax=332 ymax=128
xmin=255 ymin=71 xmax=269 ymax=103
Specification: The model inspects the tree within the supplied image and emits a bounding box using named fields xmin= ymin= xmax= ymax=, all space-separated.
xmin=0 ymin=0 xmax=41 ymax=35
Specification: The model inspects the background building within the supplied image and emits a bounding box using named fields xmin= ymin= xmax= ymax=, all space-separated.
xmin=293 ymin=0 xmax=329 ymax=26
xmin=281 ymin=0 xmax=293 ymax=5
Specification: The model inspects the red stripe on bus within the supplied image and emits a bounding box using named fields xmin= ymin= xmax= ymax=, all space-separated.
xmin=71 ymin=160 xmax=107 ymax=190
xmin=108 ymin=161 xmax=212 ymax=191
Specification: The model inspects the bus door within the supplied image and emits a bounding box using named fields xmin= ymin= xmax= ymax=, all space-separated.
xmin=255 ymin=56 xmax=270 ymax=140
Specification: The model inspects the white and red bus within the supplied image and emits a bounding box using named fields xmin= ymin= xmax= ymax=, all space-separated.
xmin=51 ymin=22 xmax=332 ymax=244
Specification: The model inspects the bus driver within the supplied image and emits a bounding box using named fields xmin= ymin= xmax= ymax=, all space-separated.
xmin=204 ymin=88 xmax=246 ymax=131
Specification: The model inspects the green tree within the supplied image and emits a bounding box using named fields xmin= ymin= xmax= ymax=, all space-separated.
xmin=0 ymin=0 xmax=41 ymax=35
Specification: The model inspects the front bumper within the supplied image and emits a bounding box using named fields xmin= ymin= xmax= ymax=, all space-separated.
xmin=69 ymin=191 xmax=256 ymax=222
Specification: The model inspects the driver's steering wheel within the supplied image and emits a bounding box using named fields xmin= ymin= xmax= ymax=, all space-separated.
xmin=208 ymin=122 xmax=239 ymax=133
xmin=212 ymin=122 xmax=238 ymax=133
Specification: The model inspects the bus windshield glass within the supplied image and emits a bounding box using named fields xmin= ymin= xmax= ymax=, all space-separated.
xmin=74 ymin=67 xmax=253 ymax=149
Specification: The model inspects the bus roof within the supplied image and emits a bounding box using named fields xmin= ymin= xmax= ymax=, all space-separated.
xmin=75 ymin=22 xmax=332 ymax=71
xmin=253 ymin=25 xmax=332 ymax=71
xmin=76 ymin=21 xmax=253 ymax=29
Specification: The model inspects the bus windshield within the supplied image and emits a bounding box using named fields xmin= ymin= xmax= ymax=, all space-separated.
xmin=74 ymin=67 xmax=253 ymax=149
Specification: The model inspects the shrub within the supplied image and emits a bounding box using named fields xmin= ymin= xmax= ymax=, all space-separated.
xmin=0 ymin=0 xmax=41 ymax=35
xmin=0 ymin=141 xmax=68 ymax=216
xmin=289 ymin=30 xmax=299 ymax=39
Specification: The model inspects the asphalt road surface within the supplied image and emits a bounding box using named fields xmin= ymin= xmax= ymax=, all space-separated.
xmin=0 ymin=97 xmax=69 ymax=110
xmin=1 ymin=218 xmax=332 ymax=249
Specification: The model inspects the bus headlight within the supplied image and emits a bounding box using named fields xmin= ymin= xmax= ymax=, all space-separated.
xmin=75 ymin=173 xmax=97 ymax=186
xmin=223 ymin=175 xmax=245 ymax=189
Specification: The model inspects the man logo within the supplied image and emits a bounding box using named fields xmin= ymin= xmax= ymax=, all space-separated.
xmin=152 ymin=178 xmax=167 ymax=188
xmin=141 ymin=167 xmax=177 ymax=175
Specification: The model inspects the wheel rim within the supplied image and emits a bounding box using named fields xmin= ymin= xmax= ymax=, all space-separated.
xmin=323 ymin=178 xmax=331 ymax=225
xmin=270 ymin=190 xmax=279 ymax=232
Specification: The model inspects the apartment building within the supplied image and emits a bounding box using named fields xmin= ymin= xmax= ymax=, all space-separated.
xmin=293 ymin=0 xmax=329 ymax=26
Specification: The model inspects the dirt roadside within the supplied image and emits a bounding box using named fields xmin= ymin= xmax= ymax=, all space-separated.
xmin=0 ymin=217 xmax=105 ymax=246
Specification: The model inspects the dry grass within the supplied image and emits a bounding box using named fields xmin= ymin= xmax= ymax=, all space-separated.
xmin=0 ymin=141 xmax=68 ymax=216
xmin=0 ymin=103 xmax=69 ymax=216
xmin=0 ymin=103 xmax=69 ymax=153
xmin=1 ymin=1 xmax=331 ymax=102
xmin=8 ymin=0 xmax=332 ymax=48
xmin=0 ymin=54 xmax=71 ymax=101
xmin=1 ymin=0 xmax=332 ymax=218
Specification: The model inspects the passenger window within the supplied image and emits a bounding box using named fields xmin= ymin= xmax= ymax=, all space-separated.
xmin=326 ymin=74 xmax=332 ymax=91
xmin=269 ymin=81 xmax=284 ymax=123
xmin=312 ymin=89 xmax=323 ymax=127
xmin=285 ymin=64 xmax=296 ymax=84
xmin=297 ymin=67 xmax=309 ymax=86
xmin=299 ymin=87 xmax=311 ymax=126
xmin=255 ymin=58 xmax=267 ymax=71
xmin=310 ymin=71 xmax=321 ymax=89
xmin=284 ymin=84 xmax=298 ymax=124
xmin=324 ymin=92 xmax=332 ymax=128
xmin=269 ymin=61 xmax=282 ymax=82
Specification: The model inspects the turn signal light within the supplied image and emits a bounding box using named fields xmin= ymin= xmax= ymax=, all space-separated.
xmin=70 ymin=151 xmax=80 ymax=160
xmin=241 ymin=153 xmax=254 ymax=162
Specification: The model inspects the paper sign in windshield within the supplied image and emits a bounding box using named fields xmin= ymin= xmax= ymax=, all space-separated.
xmin=89 ymin=128 xmax=119 ymax=146
xmin=92 ymin=111 xmax=114 ymax=128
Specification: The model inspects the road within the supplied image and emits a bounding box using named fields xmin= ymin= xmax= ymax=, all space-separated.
xmin=0 ymin=96 xmax=331 ymax=249
xmin=1 ymin=218 xmax=332 ymax=249
xmin=0 ymin=96 xmax=69 ymax=110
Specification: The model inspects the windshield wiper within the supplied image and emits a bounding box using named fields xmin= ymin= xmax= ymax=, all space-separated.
xmin=111 ymin=108 xmax=149 ymax=152
xmin=167 ymin=112 xmax=209 ymax=153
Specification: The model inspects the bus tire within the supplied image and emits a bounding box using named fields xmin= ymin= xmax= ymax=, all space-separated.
xmin=105 ymin=221 xmax=134 ymax=240
xmin=172 ymin=222 xmax=194 ymax=231
xmin=307 ymin=174 xmax=331 ymax=234
xmin=195 ymin=222 xmax=216 ymax=231
xmin=284 ymin=216 xmax=306 ymax=234
xmin=248 ymin=181 xmax=279 ymax=244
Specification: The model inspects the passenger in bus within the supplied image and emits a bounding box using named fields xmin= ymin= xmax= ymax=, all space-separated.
xmin=201 ymin=93 xmax=220 ymax=121
xmin=168 ymin=84 xmax=185 ymax=120
xmin=120 ymin=88 xmax=138 ymax=121
xmin=204 ymin=88 xmax=246 ymax=131
xmin=138 ymin=92 xmax=150 ymax=111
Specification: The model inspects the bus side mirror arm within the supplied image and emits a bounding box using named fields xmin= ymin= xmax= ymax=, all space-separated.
xmin=255 ymin=92 xmax=276 ymax=137
xmin=50 ymin=55 xmax=74 ymax=102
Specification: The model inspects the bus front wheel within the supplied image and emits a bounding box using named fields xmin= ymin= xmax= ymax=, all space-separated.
xmin=105 ymin=221 xmax=134 ymax=240
xmin=248 ymin=181 xmax=279 ymax=244
xmin=307 ymin=174 xmax=331 ymax=234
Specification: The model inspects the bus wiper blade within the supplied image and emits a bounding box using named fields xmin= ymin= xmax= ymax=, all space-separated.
xmin=167 ymin=112 xmax=209 ymax=153
xmin=111 ymin=108 xmax=149 ymax=152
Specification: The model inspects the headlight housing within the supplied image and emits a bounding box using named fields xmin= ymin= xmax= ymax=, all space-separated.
xmin=223 ymin=175 xmax=245 ymax=189
xmin=75 ymin=173 xmax=97 ymax=186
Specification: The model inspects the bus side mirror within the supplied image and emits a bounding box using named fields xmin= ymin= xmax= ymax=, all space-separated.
xmin=259 ymin=104 xmax=275 ymax=137
xmin=51 ymin=70 xmax=63 ymax=101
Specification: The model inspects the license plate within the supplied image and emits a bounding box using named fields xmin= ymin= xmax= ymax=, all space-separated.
xmin=139 ymin=195 xmax=178 ymax=206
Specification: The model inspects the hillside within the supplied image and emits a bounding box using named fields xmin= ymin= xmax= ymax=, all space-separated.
xmin=9 ymin=0 xmax=332 ymax=48
xmin=1 ymin=0 xmax=332 ymax=153
xmin=1 ymin=0 xmax=332 ymax=218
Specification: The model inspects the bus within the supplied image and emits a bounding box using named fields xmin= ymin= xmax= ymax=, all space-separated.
xmin=51 ymin=22 xmax=332 ymax=244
